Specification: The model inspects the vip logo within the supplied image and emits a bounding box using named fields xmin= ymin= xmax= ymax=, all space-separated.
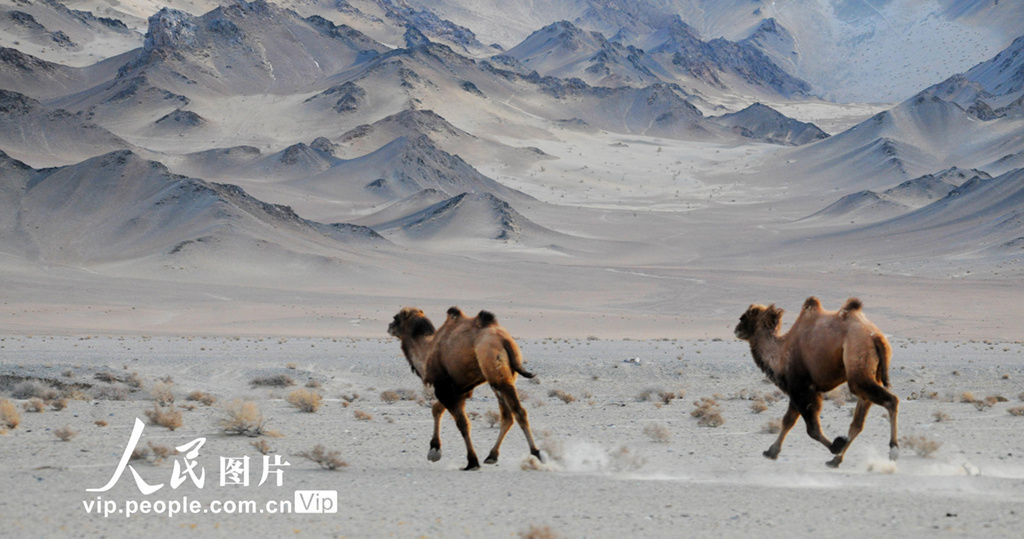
xmin=294 ymin=490 xmax=338 ymax=514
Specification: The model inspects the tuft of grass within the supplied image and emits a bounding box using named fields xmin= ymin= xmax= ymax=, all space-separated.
xmin=250 ymin=375 xmax=295 ymax=388
xmin=286 ymin=389 xmax=323 ymax=413
xmin=221 ymin=400 xmax=271 ymax=437
xmin=0 ymin=399 xmax=20 ymax=429
xmin=251 ymin=439 xmax=273 ymax=455
xmin=297 ymin=444 xmax=347 ymax=470
xmin=933 ymin=410 xmax=951 ymax=422
xmin=94 ymin=420 xmax=108 ymax=427
xmin=691 ymin=397 xmax=724 ymax=427
xmin=519 ymin=525 xmax=557 ymax=539
xmin=49 ymin=398 xmax=68 ymax=411
xmin=547 ymin=389 xmax=575 ymax=404
xmin=485 ymin=409 xmax=501 ymax=428
xmin=642 ymin=422 xmax=670 ymax=443
xmin=186 ymin=391 xmax=217 ymax=406
xmin=900 ymin=435 xmax=941 ymax=457
xmin=380 ymin=389 xmax=418 ymax=403
xmin=92 ymin=385 xmax=129 ymax=401
xmin=22 ymin=398 xmax=45 ymax=413
xmin=54 ymin=425 xmax=77 ymax=441
xmin=750 ymin=399 xmax=768 ymax=413
xmin=1008 ymin=406 xmax=1024 ymax=416
xmin=353 ymin=409 xmax=372 ymax=421
xmin=144 ymin=405 xmax=183 ymax=431
xmin=150 ymin=382 xmax=175 ymax=405
xmin=762 ymin=418 xmax=782 ymax=433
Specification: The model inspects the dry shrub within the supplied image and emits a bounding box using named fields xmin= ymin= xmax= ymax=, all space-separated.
xmin=186 ymin=391 xmax=217 ymax=406
xmin=548 ymin=389 xmax=575 ymax=404
xmin=285 ymin=363 xmax=297 ymax=370
xmin=380 ymin=389 xmax=418 ymax=403
xmin=250 ymin=375 xmax=295 ymax=388
xmin=0 ymin=400 xmax=20 ymax=429
xmin=54 ymin=425 xmax=76 ymax=441
xmin=92 ymin=385 xmax=129 ymax=401
xmin=987 ymin=395 xmax=1008 ymax=403
xmin=519 ymin=525 xmax=557 ymax=539
xmin=762 ymin=418 xmax=782 ymax=433
xmin=132 ymin=442 xmax=177 ymax=464
xmin=643 ymin=423 xmax=670 ymax=443
xmin=145 ymin=405 xmax=183 ymax=431
xmin=49 ymin=398 xmax=68 ymax=411
xmin=150 ymin=383 xmax=174 ymax=405
xmin=251 ymin=439 xmax=273 ymax=455
xmin=305 ymin=380 xmax=321 ymax=389
xmin=933 ymin=411 xmax=951 ymax=422
xmin=221 ymin=400 xmax=270 ymax=437
xmin=1008 ymin=406 xmax=1024 ymax=416
xmin=12 ymin=381 xmax=52 ymax=399
xmin=900 ymin=435 xmax=941 ymax=457
xmin=353 ymin=410 xmax=372 ymax=421
xmin=287 ymin=389 xmax=323 ymax=412
xmin=959 ymin=391 xmax=976 ymax=403
xmin=94 ymin=420 xmax=108 ymax=427
xmin=297 ymin=444 xmax=347 ymax=470
xmin=750 ymin=399 xmax=768 ymax=414
xmin=485 ymin=409 xmax=501 ymax=428
xmin=340 ymin=393 xmax=359 ymax=403
xmin=691 ymin=397 xmax=724 ymax=427
xmin=22 ymin=398 xmax=45 ymax=413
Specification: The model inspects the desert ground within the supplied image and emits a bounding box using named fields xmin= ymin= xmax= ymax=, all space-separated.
xmin=2 ymin=333 xmax=1023 ymax=537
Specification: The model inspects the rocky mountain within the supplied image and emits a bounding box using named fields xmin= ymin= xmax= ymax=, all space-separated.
xmin=0 ymin=0 xmax=140 ymax=66
xmin=710 ymin=103 xmax=828 ymax=145
xmin=0 ymin=149 xmax=385 ymax=265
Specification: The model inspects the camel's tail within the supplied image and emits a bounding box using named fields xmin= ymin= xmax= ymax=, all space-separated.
xmin=503 ymin=338 xmax=534 ymax=379
xmin=873 ymin=333 xmax=892 ymax=388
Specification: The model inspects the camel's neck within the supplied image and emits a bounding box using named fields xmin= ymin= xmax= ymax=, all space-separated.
xmin=749 ymin=331 xmax=787 ymax=388
xmin=399 ymin=335 xmax=432 ymax=381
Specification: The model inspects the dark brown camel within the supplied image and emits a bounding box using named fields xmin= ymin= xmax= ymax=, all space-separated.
xmin=734 ymin=297 xmax=899 ymax=467
xmin=388 ymin=306 xmax=541 ymax=470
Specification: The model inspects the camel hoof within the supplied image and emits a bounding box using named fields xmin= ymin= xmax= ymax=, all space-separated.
xmin=484 ymin=454 xmax=498 ymax=465
xmin=531 ymin=449 xmax=544 ymax=463
xmin=889 ymin=446 xmax=900 ymax=461
xmin=826 ymin=457 xmax=842 ymax=468
xmin=763 ymin=448 xmax=779 ymax=460
xmin=829 ymin=436 xmax=848 ymax=455
xmin=427 ymin=447 xmax=441 ymax=462
xmin=463 ymin=462 xmax=481 ymax=471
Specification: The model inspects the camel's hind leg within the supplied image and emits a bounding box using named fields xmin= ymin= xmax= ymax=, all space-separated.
xmin=764 ymin=402 xmax=800 ymax=459
xmin=827 ymin=397 xmax=871 ymax=468
xmin=427 ymin=401 xmax=445 ymax=462
xmin=495 ymin=383 xmax=541 ymax=461
xmin=860 ymin=381 xmax=900 ymax=460
xmin=484 ymin=390 xmax=514 ymax=464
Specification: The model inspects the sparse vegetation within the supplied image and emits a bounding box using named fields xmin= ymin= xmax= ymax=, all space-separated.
xmin=900 ymin=435 xmax=941 ymax=457
xmin=221 ymin=400 xmax=270 ymax=437
xmin=485 ymin=409 xmax=501 ymax=428
xmin=297 ymin=444 xmax=347 ymax=470
xmin=762 ymin=418 xmax=782 ymax=433
xmin=750 ymin=399 xmax=769 ymax=413
xmin=691 ymin=397 xmax=724 ymax=427
xmin=1008 ymin=406 xmax=1024 ymax=416
xmin=145 ymin=405 xmax=183 ymax=431
xmin=286 ymin=389 xmax=323 ymax=412
xmin=933 ymin=410 xmax=951 ymax=422
xmin=380 ymin=389 xmax=418 ymax=403
xmin=22 ymin=398 xmax=44 ymax=413
xmin=94 ymin=420 xmax=108 ymax=427
xmin=151 ymin=382 xmax=174 ymax=405
xmin=548 ymin=389 xmax=575 ymax=404
xmin=54 ymin=425 xmax=76 ymax=441
xmin=643 ymin=422 xmax=670 ymax=443
xmin=353 ymin=409 xmax=372 ymax=421
xmin=49 ymin=398 xmax=68 ymax=411
xmin=519 ymin=525 xmax=558 ymax=539
xmin=250 ymin=375 xmax=295 ymax=388
xmin=251 ymin=439 xmax=273 ymax=455
xmin=186 ymin=391 xmax=217 ymax=406
xmin=1 ymin=399 xmax=20 ymax=429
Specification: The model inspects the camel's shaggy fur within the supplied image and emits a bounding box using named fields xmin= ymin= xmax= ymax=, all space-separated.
xmin=735 ymin=297 xmax=899 ymax=467
xmin=389 ymin=306 xmax=541 ymax=470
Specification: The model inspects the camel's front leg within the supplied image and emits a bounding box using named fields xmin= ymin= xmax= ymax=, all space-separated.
xmin=428 ymin=401 xmax=444 ymax=462
xmin=764 ymin=402 xmax=799 ymax=459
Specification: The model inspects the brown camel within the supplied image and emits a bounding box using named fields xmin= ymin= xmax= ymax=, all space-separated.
xmin=734 ymin=297 xmax=899 ymax=467
xmin=388 ymin=306 xmax=541 ymax=470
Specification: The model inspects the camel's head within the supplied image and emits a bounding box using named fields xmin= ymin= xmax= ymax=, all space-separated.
xmin=734 ymin=304 xmax=784 ymax=340
xmin=388 ymin=307 xmax=435 ymax=340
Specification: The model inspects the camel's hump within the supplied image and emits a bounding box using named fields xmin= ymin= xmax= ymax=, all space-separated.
xmin=447 ymin=306 xmax=464 ymax=318
xmin=476 ymin=310 xmax=497 ymax=327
